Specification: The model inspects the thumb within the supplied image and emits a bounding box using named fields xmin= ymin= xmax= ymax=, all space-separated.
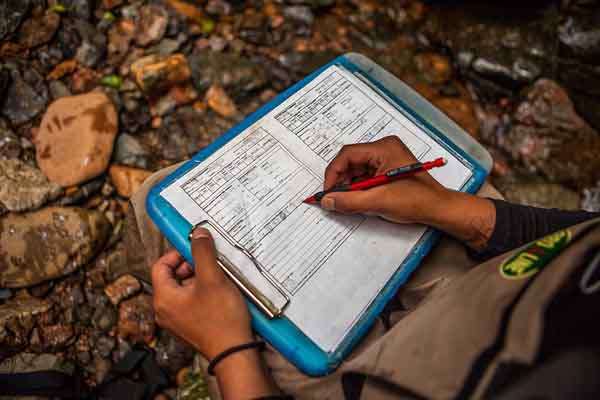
xmin=190 ymin=227 xmax=225 ymax=284
xmin=320 ymin=190 xmax=373 ymax=214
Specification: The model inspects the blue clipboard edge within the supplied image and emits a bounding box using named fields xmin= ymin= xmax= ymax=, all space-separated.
xmin=146 ymin=53 xmax=490 ymax=376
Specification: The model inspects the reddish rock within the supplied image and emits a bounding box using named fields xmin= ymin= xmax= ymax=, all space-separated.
xmin=34 ymin=92 xmax=118 ymax=187
xmin=136 ymin=5 xmax=169 ymax=46
xmin=104 ymin=274 xmax=141 ymax=306
xmin=47 ymin=60 xmax=78 ymax=81
xmin=131 ymin=54 xmax=191 ymax=94
xmin=39 ymin=324 xmax=75 ymax=349
xmin=206 ymin=85 xmax=238 ymax=118
xmin=118 ymin=294 xmax=155 ymax=344
xmin=18 ymin=11 xmax=60 ymax=49
xmin=109 ymin=165 xmax=153 ymax=198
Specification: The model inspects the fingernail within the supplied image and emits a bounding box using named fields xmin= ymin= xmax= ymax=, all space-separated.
xmin=191 ymin=227 xmax=210 ymax=240
xmin=321 ymin=196 xmax=335 ymax=211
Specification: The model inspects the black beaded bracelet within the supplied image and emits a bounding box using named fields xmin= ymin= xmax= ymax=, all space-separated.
xmin=207 ymin=341 xmax=266 ymax=376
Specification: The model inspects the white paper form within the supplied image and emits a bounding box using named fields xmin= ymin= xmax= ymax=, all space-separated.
xmin=161 ymin=65 xmax=473 ymax=352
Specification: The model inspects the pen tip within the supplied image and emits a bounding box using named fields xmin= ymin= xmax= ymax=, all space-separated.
xmin=303 ymin=196 xmax=316 ymax=204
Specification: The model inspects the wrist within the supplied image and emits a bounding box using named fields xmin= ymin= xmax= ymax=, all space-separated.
xmin=214 ymin=348 xmax=277 ymax=399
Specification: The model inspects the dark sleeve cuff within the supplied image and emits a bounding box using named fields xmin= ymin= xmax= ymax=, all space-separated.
xmin=469 ymin=199 xmax=600 ymax=262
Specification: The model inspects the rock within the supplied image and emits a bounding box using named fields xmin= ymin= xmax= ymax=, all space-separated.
xmin=0 ymin=159 xmax=63 ymax=212
xmin=493 ymin=178 xmax=581 ymax=210
xmin=34 ymin=92 xmax=118 ymax=187
xmin=93 ymin=356 xmax=112 ymax=383
xmin=39 ymin=323 xmax=75 ymax=349
xmin=558 ymin=9 xmax=600 ymax=61
xmin=164 ymin=0 xmax=204 ymax=21
xmin=206 ymin=85 xmax=238 ymax=118
xmin=136 ymin=5 xmax=169 ymax=46
xmin=118 ymin=294 xmax=155 ymax=344
xmin=107 ymin=19 xmax=136 ymax=66
xmin=0 ymin=353 xmax=71 ymax=376
xmin=0 ymin=119 xmax=21 ymax=159
xmin=113 ymin=133 xmax=154 ymax=170
xmin=49 ymin=80 xmax=73 ymax=100
xmin=109 ymin=165 xmax=153 ymax=198
xmin=0 ymin=207 xmax=111 ymax=288
xmin=283 ymin=6 xmax=315 ymax=25
xmin=104 ymin=274 xmax=141 ymax=305
xmin=155 ymin=331 xmax=196 ymax=376
xmin=0 ymin=298 xmax=51 ymax=355
xmin=1 ymin=68 xmax=49 ymax=126
xmin=75 ymin=40 xmax=102 ymax=68
xmin=502 ymin=79 xmax=600 ymax=188
xmin=69 ymin=67 xmax=98 ymax=94
xmin=95 ymin=335 xmax=116 ymax=358
xmin=18 ymin=11 xmax=61 ymax=48
xmin=0 ymin=288 xmax=12 ymax=300
xmin=93 ymin=304 xmax=117 ymax=332
xmin=102 ymin=0 xmax=123 ymax=9
xmin=582 ymin=183 xmax=600 ymax=212
xmin=188 ymin=50 xmax=267 ymax=95
xmin=58 ymin=177 xmax=104 ymax=206
xmin=414 ymin=52 xmax=453 ymax=85
xmin=47 ymin=59 xmax=78 ymax=81
xmin=62 ymin=0 xmax=93 ymax=20
xmin=131 ymin=54 xmax=192 ymax=94
xmin=176 ymin=369 xmax=210 ymax=400
xmin=0 ymin=0 xmax=30 ymax=41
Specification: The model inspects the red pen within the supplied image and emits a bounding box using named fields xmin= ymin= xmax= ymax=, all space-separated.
xmin=303 ymin=157 xmax=447 ymax=204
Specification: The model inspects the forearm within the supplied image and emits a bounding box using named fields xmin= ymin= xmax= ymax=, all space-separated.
xmin=214 ymin=349 xmax=278 ymax=400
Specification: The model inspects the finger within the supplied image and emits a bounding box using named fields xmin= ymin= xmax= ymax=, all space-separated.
xmin=190 ymin=227 xmax=226 ymax=284
xmin=324 ymin=144 xmax=382 ymax=190
xmin=175 ymin=262 xmax=194 ymax=280
xmin=320 ymin=190 xmax=376 ymax=214
xmin=151 ymin=250 xmax=184 ymax=293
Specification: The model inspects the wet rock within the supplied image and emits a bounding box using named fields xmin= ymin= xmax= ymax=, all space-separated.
xmin=34 ymin=92 xmax=118 ymax=187
xmin=206 ymin=85 xmax=238 ymax=118
xmin=189 ymin=50 xmax=268 ymax=95
xmin=39 ymin=323 xmax=75 ymax=349
xmin=0 ymin=119 xmax=22 ymax=159
xmin=283 ymin=6 xmax=315 ymax=25
xmin=494 ymin=178 xmax=581 ymax=210
xmin=113 ymin=133 xmax=154 ymax=170
xmin=502 ymin=79 xmax=600 ymax=188
xmin=0 ymin=298 xmax=51 ymax=355
xmin=0 ymin=0 xmax=30 ymax=41
xmin=155 ymin=330 xmax=195 ymax=376
xmin=0 ymin=207 xmax=111 ymax=288
xmin=58 ymin=177 xmax=104 ymax=206
xmin=63 ymin=0 xmax=93 ymax=20
xmin=49 ymin=80 xmax=73 ymax=100
xmin=118 ymin=294 xmax=155 ymax=344
xmin=1 ymin=68 xmax=49 ymax=126
xmin=109 ymin=165 xmax=153 ymax=198
xmin=0 ymin=159 xmax=63 ymax=212
xmin=107 ymin=19 xmax=136 ymax=66
xmin=582 ymin=183 xmax=600 ymax=212
xmin=425 ymin=2 xmax=557 ymax=94
xmin=104 ymin=274 xmax=141 ymax=305
xmin=136 ymin=4 xmax=169 ymax=46
xmin=18 ymin=10 xmax=61 ymax=48
xmin=95 ymin=335 xmax=116 ymax=358
xmin=131 ymin=53 xmax=192 ymax=94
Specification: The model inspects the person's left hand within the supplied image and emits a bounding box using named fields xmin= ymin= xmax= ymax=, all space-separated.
xmin=151 ymin=227 xmax=253 ymax=360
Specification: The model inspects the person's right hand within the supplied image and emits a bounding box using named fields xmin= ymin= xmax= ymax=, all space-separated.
xmin=321 ymin=136 xmax=496 ymax=250
xmin=321 ymin=136 xmax=450 ymax=225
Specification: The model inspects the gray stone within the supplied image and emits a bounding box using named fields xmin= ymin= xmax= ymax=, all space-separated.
xmin=0 ymin=0 xmax=30 ymax=41
xmin=0 ymin=119 xmax=21 ymax=159
xmin=49 ymin=80 xmax=72 ymax=100
xmin=155 ymin=330 xmax=195 ymax=376
xmin=75 ymin=40 xmax=102 ymax=68
xmin=0 ymin=159 xmax=63 ymax=212
xmin=63 ymin=0 xmax=92 ymax=20
xmin=95 ymin=336 xmax=116 ymax=358
xmin=136 ymin=4 xmax=169 ymax=46
xmin=582 ymin=183 xmax=600 ymax=212
xmin=1 ymin=68 xmax=48 ymax=126
xmin=0 ymin=352 xmax=71 ymax=375
xmin=0 ymin=207 xmax=111 ymax=288
xmin=113 ymin=133 xmax=154 ymax=170
xmin=283 ymin=6 xmax=315 ymax=25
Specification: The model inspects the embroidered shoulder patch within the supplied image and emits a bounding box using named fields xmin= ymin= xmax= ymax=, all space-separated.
xmin=500 ymin=229 xmax=572 ymax=279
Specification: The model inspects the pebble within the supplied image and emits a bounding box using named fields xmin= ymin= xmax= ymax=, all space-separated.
xmin=0 ymin=0 xmax=30 ymax=40
xmin=107 ymin=19 xmax=136 ymax=66
xmin=155 ymin=330 xmax=195 ymax=376
xmin=582 ymin=183 xmax=600 ymax=212
xmin=47 ymin=59 xmax=78 ymax=81
xmin=0 ymin=158 xmax=63 ymax=212
xmin=17 ymin=11 xmax=61 ymax=49
xmin=0 ymin=119 xmax=22 ymax=159
xmin=109 ymin=165 xmax=153 ymax=198
xmin=131 ymin=53 xmax=192 ymax=94
xmin=283 ymin=6 xmax=315 ymax=25
xmin=34 ymin=92 xmax=118 ymax=187
xmin=164 ymin=0 xmax=204 ymax=21
xmin=136 ymin=5 xmax=169 ymax=46
xmin=206 ymin=85 xmax=238 ymax=118
xmin=1 ymin=68 xmax=49 ymax=126
xmin=113 ymin=133 xmax=154 ymax=170
xmin=95 ymin=335 xmax=116 ymax=358
xmin=94 ymin=356 xmax=112 ymax=383
xmin=104 ymin=274 xmax=141 ymax=305
xmin=0 ymin=298 xmax=51 ymax=351
xmin=0 ymin=207 xmax=111 ymax=288
xmin=414 ymin=53 xmax=452 ymax=85
xmin=75 ymin=40 xmax=102 ymax=68
xmin=118 ymin=294 xmax=155 ymax=344
xmin=39 ymin=323 xmax=75 ymax=349
xmin=48 ymin=80 xmax=73 ymax=100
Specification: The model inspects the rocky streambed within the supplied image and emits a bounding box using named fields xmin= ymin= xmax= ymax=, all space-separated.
xmin=1 ymin=0 xmax=599 ymax=398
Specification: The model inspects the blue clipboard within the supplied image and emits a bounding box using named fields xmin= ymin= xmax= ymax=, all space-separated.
xmin=146 ymin=53 xmax=492 ymax=376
